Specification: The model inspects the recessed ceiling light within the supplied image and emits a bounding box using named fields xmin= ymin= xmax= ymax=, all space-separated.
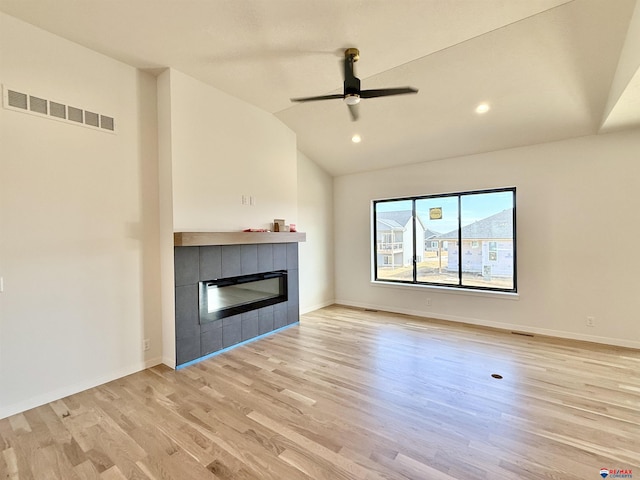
xmin=475 ymin=103 xmax=490 ymax=114
xmin=351 ymin=134 xmax=362 ymax=143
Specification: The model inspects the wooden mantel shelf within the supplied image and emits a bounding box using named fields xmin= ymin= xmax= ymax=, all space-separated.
xmin=174 ymin=231 xmax=306 ymax=247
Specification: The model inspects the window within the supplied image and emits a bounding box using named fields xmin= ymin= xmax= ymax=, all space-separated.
xmin=373 ymin=188 xmax=516 ymax=292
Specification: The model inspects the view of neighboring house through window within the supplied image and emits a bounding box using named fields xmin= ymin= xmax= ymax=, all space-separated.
xmin=374 ymin=199 xmax=413 ymax=281
xmin=373 ymin=188 xmax=516 ymax=292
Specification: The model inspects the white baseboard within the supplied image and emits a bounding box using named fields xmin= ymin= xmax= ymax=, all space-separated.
xmin=300 ymin=299 xmax=336 ymax=315
xmin=334 ymin=299 xmax=640 ymax=350
xmin=144 ymin=356 xmax=163 ymax=369
xmin=0 ymin=360 xmax=156 ymax=420
xmin=162 ymin=356 xmax=176 ymax=369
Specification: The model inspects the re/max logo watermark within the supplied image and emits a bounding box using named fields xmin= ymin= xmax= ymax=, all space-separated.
xmin=600 ymin=468 xmax=633 ymax=478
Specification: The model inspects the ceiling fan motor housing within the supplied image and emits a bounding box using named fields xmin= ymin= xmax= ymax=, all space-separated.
xmin=344 ymin=77 xmax=361 ymax=97
xmin=344 ymin=48 xmax=361 ymax=98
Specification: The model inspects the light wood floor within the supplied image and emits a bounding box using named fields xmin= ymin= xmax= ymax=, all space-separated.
xmin=1 ymin=305 xmax=639 ymax=480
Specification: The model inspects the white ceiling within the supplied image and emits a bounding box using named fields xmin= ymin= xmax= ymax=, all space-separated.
xmin=1 ymin=0 xmax=638 ymax=176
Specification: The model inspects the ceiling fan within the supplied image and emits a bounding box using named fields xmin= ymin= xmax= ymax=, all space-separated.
xmin=290 ymin=48 xmax=418 ymax=121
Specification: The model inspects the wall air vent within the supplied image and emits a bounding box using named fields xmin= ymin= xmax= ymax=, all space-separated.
xmin=8 ymin=90 xmax=27 ymax=109
xmin=100 ymin=115 xmax=114 ymax=131
xmin=68 ymin=106 xmax=83 ymax=123
xmin=84 ymin=110 xmax=99 ymax=127
xmin=49 ymin=101 xmax=66 ymax=119
xmin=29 ymin=96 xmax=48 ymax=114
xmin=2 ymin=85 xmax=116 ymax=134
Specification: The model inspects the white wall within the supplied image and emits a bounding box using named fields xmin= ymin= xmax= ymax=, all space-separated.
xmin=166 ymin=69 xmax=298 ymax=232
xmin=297 ymin=151 xmax=335 ymax=312
xmin=0 ymin=11 xmax=335 ymax=419
xmin=334 ymin=128 xmax=640 ymax=348
xmin=0 ymin=13 xmax=162 ymax=418
xmin=156 ymin=69 xmax=301 ymax=364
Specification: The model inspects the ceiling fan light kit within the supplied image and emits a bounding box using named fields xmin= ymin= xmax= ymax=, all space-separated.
xmin=291 ymin=47 xmax=418 ymax=121
xmin=344 ymin=94 xmax=360 ymax=105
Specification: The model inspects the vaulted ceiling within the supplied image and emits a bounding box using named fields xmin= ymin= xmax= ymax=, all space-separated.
xmin=1 ymin=0 xmax=638 ymax=176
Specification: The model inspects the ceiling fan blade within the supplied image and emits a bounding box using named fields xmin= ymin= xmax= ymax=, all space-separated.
xmin=290 ymin=94 xmax=344 ymax=102
xmin=360 ymin=87 xmax=418 ymax=98
xmin=347 ymin=103 xmax=359 ymax=121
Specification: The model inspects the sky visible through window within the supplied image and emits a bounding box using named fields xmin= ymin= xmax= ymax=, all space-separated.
xmin=376 ymin=191 xmax=513 ymax=233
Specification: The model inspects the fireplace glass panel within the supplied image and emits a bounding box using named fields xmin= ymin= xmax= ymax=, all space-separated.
xmin=199 ymin=271 xmax=287 ymax=323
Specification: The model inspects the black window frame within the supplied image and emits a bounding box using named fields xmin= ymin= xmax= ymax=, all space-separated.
xmin=373 ymin=187 xmax=517 ymax=293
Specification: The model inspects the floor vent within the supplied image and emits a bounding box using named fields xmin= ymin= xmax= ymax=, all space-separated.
xmin=2 ymin=85 xmax=115 ymax=134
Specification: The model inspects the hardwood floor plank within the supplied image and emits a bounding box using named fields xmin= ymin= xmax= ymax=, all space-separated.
xmin=8 ymin=414 xmax=31 ymax=434
xmin=394 ymin=452 xmax=460 ymax=480
xmin=1 ymin=305 xmax=638 ymax=480
xmin=100 ymin=465 xmax=128 ymax=480
xmin=1 ymin=447 xmax=19 ymax=480
xmin=278 ymin=447 xmax=360 ymax=480
xmin=247 ymin=410 xmax=387 ymax=480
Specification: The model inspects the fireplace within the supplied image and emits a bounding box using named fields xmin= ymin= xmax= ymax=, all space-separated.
xmin=199 ymin=271 xmax=287 ymax=323
xmin=173 ymin=240 xmax=302 ymax=367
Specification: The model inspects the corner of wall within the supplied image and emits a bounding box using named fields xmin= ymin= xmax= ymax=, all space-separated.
xmin=157 ymin=69 xmax=176 ymax=368
xmin=296 ymin=150 xmax=336 ymax=313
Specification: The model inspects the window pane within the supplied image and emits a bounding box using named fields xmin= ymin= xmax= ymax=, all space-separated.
xmin=372 ymin=188 xmax=516 ymax=293
xmin=416 ymin=196 xmax=459 ymax=285
xmin=460 ymin=191 xmax=514 ymax=289
xmin=375 ymin=200 xmax=414 ymax=281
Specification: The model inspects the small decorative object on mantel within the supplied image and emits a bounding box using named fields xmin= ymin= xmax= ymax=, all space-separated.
xmin=243 ymin=228 xmax=269 ymax=232
xmin=290 ymin=223 xmax=297 ymax=232
xmin=273 ymin=219 xmax=285 ymax=232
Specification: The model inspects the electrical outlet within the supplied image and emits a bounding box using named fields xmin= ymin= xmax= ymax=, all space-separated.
xmin=426 ymin=298 xmax=432 ymax=306
xmin=586 ymin=316 xmax=595 ymax=327
xmin=143 ymin=339 xmax=150 ymax=351
xmin=241 ymin=195 xmax=248 ymax=205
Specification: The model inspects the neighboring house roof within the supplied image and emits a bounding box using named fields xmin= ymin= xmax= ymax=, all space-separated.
xmin=377 ymin=210 xmax=426 ymax=230
xmin=438 ymin=209 xmax=513 ymax=240
xmin=425 ymin=228 xmax=440 ymax=239
xmin=377 ymin=218 xmax=404 ymax=231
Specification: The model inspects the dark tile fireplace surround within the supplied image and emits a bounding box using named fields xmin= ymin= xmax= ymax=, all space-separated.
xmin=174 ymin=242 xmax=300 ymax=366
